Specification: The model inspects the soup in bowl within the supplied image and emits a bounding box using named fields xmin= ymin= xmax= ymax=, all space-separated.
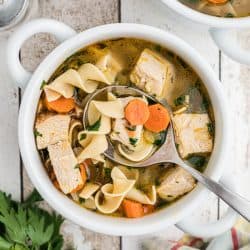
xmin=35 ymin=38 xmax=215 ymax=218
xmin=7 ymin=20 xmax=232 ymax=236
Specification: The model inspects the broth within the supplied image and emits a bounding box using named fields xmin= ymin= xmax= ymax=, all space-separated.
xmin=34 ymin=38 xmax=215 ymax=218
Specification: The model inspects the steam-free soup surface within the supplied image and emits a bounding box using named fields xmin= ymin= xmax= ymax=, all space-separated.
xmin=180 ymin=0 xmax=250 ymax=18
xmin=34 ymin=38 xmax=215 ymax=218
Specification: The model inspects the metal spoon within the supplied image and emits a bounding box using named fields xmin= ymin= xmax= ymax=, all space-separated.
xmin=83 ymin=85 xmax=250 ymax=221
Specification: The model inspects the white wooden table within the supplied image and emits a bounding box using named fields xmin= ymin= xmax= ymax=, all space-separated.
xmin=0 ymin=0 xmax=249 ymax=249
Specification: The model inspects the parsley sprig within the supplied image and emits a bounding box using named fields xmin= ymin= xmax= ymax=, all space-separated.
xmin=0 ymin=189 xmax=64 ymax=250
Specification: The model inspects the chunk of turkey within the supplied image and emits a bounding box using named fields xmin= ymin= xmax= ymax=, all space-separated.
xmin=35 ymin=114 xmax=70 ymax=149
xmin=172 ymin=113 xmax=213 ymax=158
xmin=48 ymin=140 xmax=83 ymax=194
xmin=130 ymin=49 xmax=171 ymax=97
xmin=157 ymin=166 xmax=196 ymax=201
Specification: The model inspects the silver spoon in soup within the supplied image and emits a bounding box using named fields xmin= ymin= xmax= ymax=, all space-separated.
xmin=82 ymin=85 xmax=250 ymax=221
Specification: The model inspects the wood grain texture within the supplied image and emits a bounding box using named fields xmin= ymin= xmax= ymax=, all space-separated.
xmin=0 ymin=37 xmax=20 ymax=201
xmin=20 ymin=1 xmax=120 ymax=249
xmin=219 ymin=30 xmax=250 ymax=216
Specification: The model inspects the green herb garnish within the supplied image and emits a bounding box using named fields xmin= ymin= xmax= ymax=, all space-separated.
xmin=74 ymin=164 xmax=80 ymax=169
xmin=40 ymin=80 xmax=47 ymax=90
xmin=0 ymin=190 xmax=64 ymax=249
xmin=104 ymin=168 xmax=112 ymax=179
xmin=207 ymin=123 xmax=215 ymax=137
xmin=79 ymin=197 xmax=85 ymax=204
xmin=87 ymin=117 xmax=101 ymax=131
xmin=153 ymin=131 xmax=166 ymax=146
xmin=187 ymin=155 xmax=206 ymax=170
xmin=79 ymin=133 xmax=87 ymax=141
xmin=34 ymin=129 xmax=43 ymax=138
xmin=174 ymin=95 xmax=185 ymax=106
xmin=225 ymin=13 xmax=234 ymax=18
xmin=129 ymin=138 xmax=138 ymax=146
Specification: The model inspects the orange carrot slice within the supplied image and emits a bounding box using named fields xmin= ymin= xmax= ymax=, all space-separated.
xmin=125 ymin=99 xmax=150 ymax=125
xmin=207 ymin=0 xmax=228 ymax=3
xmin=144 ymin=104 xmax=170 ymax=133
xmin=122 ymin=199 xmax=144 ymax=218
xmin=45 ymin=96 xmax=75 ymax=113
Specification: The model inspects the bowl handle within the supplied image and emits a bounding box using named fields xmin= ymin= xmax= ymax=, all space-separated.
xmin=6 ymin=18 xmax=77 ymax=88
xmin=176 ymin=174 xmax=238 ymax=238
xmin=210 ymin=28 xmax=250 ymax=65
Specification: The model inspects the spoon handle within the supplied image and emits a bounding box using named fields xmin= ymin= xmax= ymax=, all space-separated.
xmin=179 ymin=161 xmax=250 ymax=221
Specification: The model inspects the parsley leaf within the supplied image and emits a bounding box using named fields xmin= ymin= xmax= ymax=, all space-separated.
xmin=187 ymin=155 xmax=206 ymax=170
xmin=40 ymin=80 xmax=47 ymax=90
xmin=87 ymin=117 xmax=101 ymax=131
xmin=174 ymin=95 xmax=185 ymax=106
xmin=34 ymin=129 xmax=43 ymax=138
xmin=79 ymin=133 xmax=87 ymax=141
xmin=0 ymin=190 xmax=64 ymax=249
xmin=129 ymin=138 xmax=138 ymax=146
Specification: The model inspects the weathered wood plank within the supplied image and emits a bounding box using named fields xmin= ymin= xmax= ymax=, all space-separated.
xmin=0 ymin=36 xmax=20 ymax=201
xmin=219 ymin=30 xmax=250 ymax=217
xmin=20 ymin=1 xmax=120 ymax=249
xmin=121 ymin=0 xmax=220 ymax=248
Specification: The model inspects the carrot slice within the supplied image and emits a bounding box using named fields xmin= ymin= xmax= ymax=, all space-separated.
xmin=143 ymin=204 xmax=155 ymax=215
xmin=144 ymin=104 xmax=170 ymax=133
xmin=45 ymin=96 xmax=75 ymax=113
xmin=122 ymin=199 xmax=144 ymax=218
xmin=125 ymin=99 xmax=150 ymax=125
xmin=207 ymin=0 xmax=228 ymax=3
xmin=70 ymin=163 xmax=87 ymax=193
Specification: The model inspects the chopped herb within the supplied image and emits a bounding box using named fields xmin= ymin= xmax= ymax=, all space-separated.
xmin=225 ymin=13 xmax=234 ymax=18
xmin=175 ymin=143 xmax=179 ymax=150
xmin=87 ymin=117 xmax=101 ymax=131
xmin=80 ymin=133 xmax=87 ymax=140
xmin=129 ymin=138 xmax=138 ymax=146
xmin=126 ymin=125 xmax=136 ymax=131
xmin=79 ymin=197 xmax=85 ymax=204
xmin=153 ymin=131 xmax=166 ymax=146
xmin=74 ymin=164 xmax=80 ymax=169
xmin=40 ymin=80 xmax=47 ymax=90
xmin=34 ymin=129 xmax=43 ymax=138
xmin=174 ymin=95 xmax=185 ymax=106
xmin=201 ymin=98 xmax=209 ymax=111
xmin=207 ymin=123 xmax=215 ymax=137
xmin=187 ymin=155 xmax=206 ymax=170
xmin=104 ymin=168 xmax=112 ymax=179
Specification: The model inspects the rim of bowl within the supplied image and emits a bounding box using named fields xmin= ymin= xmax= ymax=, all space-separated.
xmin=18 ymin=23 xmax=230 ymax=236
xmin=162 ymin=0 xmax=250 ymax=28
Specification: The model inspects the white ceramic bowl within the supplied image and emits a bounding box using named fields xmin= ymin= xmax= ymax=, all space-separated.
xmin=7 ymin=19 xmax=236 ymax=237
xmin=162 ymin=0 xmax=250 ymax=65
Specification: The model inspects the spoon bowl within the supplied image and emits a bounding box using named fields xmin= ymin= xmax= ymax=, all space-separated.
xmin=82 ymin=85 xmax=250 ymax=222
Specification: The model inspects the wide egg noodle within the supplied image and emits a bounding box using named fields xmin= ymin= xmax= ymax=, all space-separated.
xmin=77 ymin=135 xmax=108 ymax=163
xmin=117 ymin=166 xmax=156 ymax=205
xmin=126 ymin=186 xmax=157 ymax=205
xmin=118 ymin=137 xmax=155 ymax=162
xmin=95 ymin=167 xmax=135 ymax=214
xmin=44 ymin=53 xmax=122 ymax=102
xmin=79 ymin=182 xmax=100 ymax=199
